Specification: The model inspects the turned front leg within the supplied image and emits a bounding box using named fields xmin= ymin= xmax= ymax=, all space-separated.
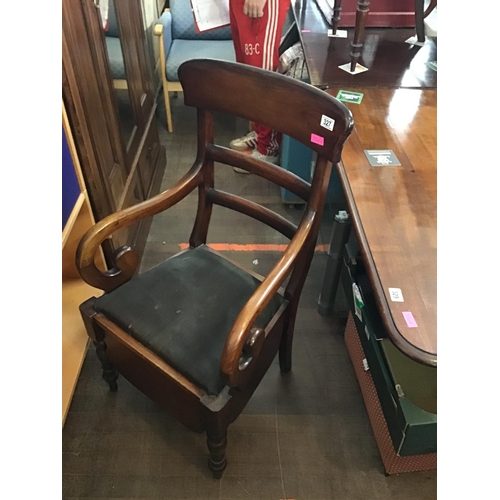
xmin=93 ymin=340 xmax=118 ymax=391
xmin=206 ymin=430 xmax=228 ymax=479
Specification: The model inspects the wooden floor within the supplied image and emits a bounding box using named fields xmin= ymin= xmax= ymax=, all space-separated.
xmin=62 ymin=86 xmax=437 ymax=498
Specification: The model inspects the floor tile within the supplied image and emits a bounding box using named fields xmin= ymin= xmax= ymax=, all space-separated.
xmin=221 ymin=476 xmax=284 ymax=499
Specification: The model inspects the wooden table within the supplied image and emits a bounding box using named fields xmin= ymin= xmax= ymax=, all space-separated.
xmin=315 ymin=0 xmax=418 ymax=28
xmin=331 ymin=87 xmax=437 ymax=366
xmin=289 ymin=0 xmax=437 ymax=365
xmin=291 ymin=0 xmax=437 ymax=89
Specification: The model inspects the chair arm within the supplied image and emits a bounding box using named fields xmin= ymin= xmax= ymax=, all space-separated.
xmin=76 ymin=161 xmax=203 ymax=292
xmin=220 ymin=209 xmax=317 ymax=387
xmin=154 ymin=10 xmax=173 ymax=58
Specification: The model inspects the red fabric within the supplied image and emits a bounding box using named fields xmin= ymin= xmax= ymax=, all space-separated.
xmin=229 ymin=0 xmax=289 ymax=155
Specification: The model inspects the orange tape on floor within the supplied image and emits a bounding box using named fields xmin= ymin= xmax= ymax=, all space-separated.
xmin=178 ymin=243 xmax=328 ymax=252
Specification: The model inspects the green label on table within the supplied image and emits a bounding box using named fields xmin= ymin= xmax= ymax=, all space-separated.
xmin=336 ymin=90 xmax=364 ymax=104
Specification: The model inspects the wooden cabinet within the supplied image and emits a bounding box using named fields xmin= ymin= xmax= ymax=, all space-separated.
xmin=62 ymin=0 xmax=166 ymax=423
xmin=62 ymin=0 xmax=166 ymax=266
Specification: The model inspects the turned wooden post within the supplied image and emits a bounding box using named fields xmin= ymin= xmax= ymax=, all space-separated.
xmin=206 ymin=430 xmax=228 ymax=479
xmin=93 ymin=340 xmax=119 ymax=391
xmin=414 ymin=0 xmax=425 ymax=42
xmin=331 ymin=0 xmax=343 ymax=35
xmin=80 ymin=299 xmax=119 ymax=391
xmin=350 ymin=0 xmax=370 ymax=72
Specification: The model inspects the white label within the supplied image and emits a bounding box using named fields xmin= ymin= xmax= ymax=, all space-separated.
xmin=320 ymin=115 xmax=335 ymax=131
xmin=362 ymin=358 xmax=369 ymax=371
xmin=327 ymin=28 xmax=348 ymax=38
xmin=352 ymin=283 xmax=363 ymax=321
xmin=388 ymin=287 xmax=404 ymax=302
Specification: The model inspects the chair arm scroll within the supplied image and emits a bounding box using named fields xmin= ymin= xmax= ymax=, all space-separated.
xmin=76 ymin=162 xmax=203 ymax=292
xmin=238 ymin=327 xmax=266 ymax=372
xmin=220 ymin=209 xmax=317 ymax=387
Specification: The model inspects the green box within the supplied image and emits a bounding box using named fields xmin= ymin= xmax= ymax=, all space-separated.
xmin=341 ymin=262 xmax=437 ymax=456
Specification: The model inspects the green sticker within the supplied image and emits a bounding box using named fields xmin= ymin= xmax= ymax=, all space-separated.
xmin=336 ymin=90 xmax=364 ymax=105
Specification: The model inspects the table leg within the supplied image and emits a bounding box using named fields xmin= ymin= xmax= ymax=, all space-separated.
xmin=331 ymin=0 xmax=343 ymax=35
xmin=415 ymin=0 xmax=425 ymax=43
xmin=350 ymin=0 xmax=370 ymax=72
xmin=318 ymin=211 xmax=351 ymax=316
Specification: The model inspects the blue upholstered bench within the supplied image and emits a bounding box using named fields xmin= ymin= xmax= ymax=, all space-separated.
xmin=154 ymin=0 xmax=236 ymax=132
xmin=104 ymin=1 xmax=127 ymax=89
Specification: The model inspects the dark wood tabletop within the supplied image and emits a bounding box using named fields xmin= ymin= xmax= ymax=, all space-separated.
xmin=291 ymin=0 xmax=437 ymax=89
xmin=330 ymin=87 xmax=437 ymax=366
xmin=313 ymin=0 xmax=418 ymax=28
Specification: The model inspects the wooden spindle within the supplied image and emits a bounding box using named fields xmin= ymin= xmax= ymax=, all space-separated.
xmin=350 ymin=0 xmax=370 ymax=72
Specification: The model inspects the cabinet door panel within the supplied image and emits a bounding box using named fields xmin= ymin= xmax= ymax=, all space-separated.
xmin=108 ymin=162 xmax=127 ymax=205
xmin=63 ymin=0 xmax=166 ymax=267
xmin=137 ymin=120 xmax=162 ymax=197
xmin=63 ymin=0 xmax=128 ymax=218
xmin=114 ymin=0 xmax=156 ymax=138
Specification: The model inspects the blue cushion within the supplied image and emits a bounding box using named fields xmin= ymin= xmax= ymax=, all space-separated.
xmin=166 ymin=39 xmax=235 ymax=81
xmin=105 ymin=36 xmax=126 ymax=79
xmin=170 ymin=0 xmax=232 ymax=40
xmin=95 ymin=245 xmax=284 ymax=396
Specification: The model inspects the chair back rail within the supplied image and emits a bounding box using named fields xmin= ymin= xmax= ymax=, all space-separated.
xmin=179 ymin=59 xmax=353 ymax=163
xmin=207 ymin=189 xmax=298 ymax=239
xmin=207 ymin=145 xmax=311 ymax=201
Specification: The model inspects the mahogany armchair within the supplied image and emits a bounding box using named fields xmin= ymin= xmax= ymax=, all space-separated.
xmin=76 ymin=59 xmax=353 ymax=478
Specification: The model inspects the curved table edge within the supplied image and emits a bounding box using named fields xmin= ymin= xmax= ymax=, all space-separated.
xmin=336 ymin=161 xmax=437 ymax=368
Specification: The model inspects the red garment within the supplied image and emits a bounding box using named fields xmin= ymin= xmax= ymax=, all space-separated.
xmin=229 ymin=0 xmax=290 ymax=156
